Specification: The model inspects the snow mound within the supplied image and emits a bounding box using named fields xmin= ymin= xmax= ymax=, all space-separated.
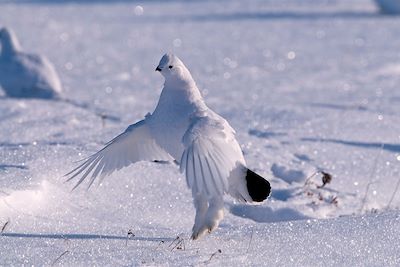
xmin=271 ymin=163 xmax=306 ymax=184
xmin=0 ymin=180 xmax=60 ymax=218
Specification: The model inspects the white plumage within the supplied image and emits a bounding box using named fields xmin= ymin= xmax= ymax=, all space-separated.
xmin=0 ymin=27 xmax=120 ymax=122
xmin=67 ymin=53 xmax=270 ymax=239
xmin=0 ymin=27 xmax=62 ymax=98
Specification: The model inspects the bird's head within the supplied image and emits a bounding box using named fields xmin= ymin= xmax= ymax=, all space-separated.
xmin=0 ymin=27 xmax=22 ymax=55
xmin=155 ymin=53 xmax=195 ymax=87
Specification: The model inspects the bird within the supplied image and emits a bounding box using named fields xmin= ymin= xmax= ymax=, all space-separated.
xmin=0 ymin=27 xmax=63 ymax=99
xmin=66 ymin=53 xmax=271 ymax=239
xmin=0 ymin=27 xmax=119 ymax=123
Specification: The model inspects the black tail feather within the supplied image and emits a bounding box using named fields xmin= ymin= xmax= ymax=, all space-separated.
xmin=245 ymin=169 xmax=271 ymax=202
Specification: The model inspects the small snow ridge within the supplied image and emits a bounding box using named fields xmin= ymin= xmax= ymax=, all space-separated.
xmin=0 ymin=180 xmax=50 ymax=215
xmin=248 ymin=129 xmax=287 ymax=139
xmin=293 ymin=153 xmax=312 ymax=162
xmin=230 ymin=205 xmax=308 ymax=223
xmin=134 ymin=5 xmax=144 ymax=16
xmin=377 ymin=63 xmax=400 ymax=76
xmin=0 ymin=164 xmax=28 ymax=171
xmin=271 ymin=163 xmax=306 ymax=184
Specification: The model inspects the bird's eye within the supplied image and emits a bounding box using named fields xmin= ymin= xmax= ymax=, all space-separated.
xmin=169 ymin=65 xmax=173 ymax=69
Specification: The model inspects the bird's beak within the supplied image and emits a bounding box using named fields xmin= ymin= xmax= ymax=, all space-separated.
xmin=155 ymin=66 xmax=162 ymax=72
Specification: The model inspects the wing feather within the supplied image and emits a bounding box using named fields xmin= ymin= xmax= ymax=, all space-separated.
xmin=180 ymin=115 xmax=246 ymax=199
xmin=193 ymin=144 xmax=205 ymax=195
xmin=204 ymin=153 xmax=223 ymax=195
xmin=186 ymin=146 xmax=196 ymax=192
xmin=66 ymin=118 xmax=173 ymax=189
xmin=199 ymin=147 xmax=217 ymax=196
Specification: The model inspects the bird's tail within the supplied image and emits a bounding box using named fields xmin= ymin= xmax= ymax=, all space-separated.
xmin=245 ymin=169 xmax=271 ymax=202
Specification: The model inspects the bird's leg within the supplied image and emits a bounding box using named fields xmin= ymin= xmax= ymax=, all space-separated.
xmin=191 ymin=193 xmax=208 ymax=240
xmin=192 ymin=196 xmax=224 ymax=239
xmin=203 ymin=196 xmax=224 ymax=234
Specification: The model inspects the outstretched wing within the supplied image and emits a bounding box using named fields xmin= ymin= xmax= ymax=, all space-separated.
xmin=66 ymin=119 xmax=173 ymax=189
xmin=180 ymin=113 xmax=251 ymax=201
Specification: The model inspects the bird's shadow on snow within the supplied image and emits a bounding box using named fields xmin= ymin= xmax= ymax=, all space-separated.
xmin=1 ymin=232 xmax=174 ymax=242
xmin=229 ymin=204 xmax=309 ymax=223
xmin=301 ymin=137 xmax=400 ymax=153
xmin=271 ymin=188 xmax=297 ymax=201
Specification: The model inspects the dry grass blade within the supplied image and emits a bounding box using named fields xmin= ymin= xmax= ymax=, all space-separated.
xmin=1 ymin=219 xmax=10 ymax=234
xmin=246 ymin=228 xmax=254 ymax=253
xmin=168 ymin=236 xmax=180 ymax=248
xmin=169 ymin=236 xmax=185 ymax=251
xmin=51 ymin=251 xmax=70 ymax=266
xmin=360 ymin=143 xmax=384 ymax=213
xmin=360 ymin=180 xmax=378 ymax=213
xmin=387 ymin=176 xmax=400 ymax=209
xmin=204 ymin=249 xmax=222 ymax=264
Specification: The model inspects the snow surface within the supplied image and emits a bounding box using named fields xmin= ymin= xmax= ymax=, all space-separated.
xmin=1 ymin=0 xmax=400 ymax=265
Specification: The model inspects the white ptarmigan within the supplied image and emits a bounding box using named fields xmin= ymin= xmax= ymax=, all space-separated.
xmin=0 ymin=27 xmax=62 ymax=98
xmin=66 ymin=53 xmax=271 ymax=239
xmin=0 ymin=27 xmax=119 ymax=122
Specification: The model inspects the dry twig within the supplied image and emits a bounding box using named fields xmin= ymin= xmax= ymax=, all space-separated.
xmin=1 ymin=219 xmax=10 ymax=234
xmin=246 ymin=228 xmax=254 ymax=254
xmin=51 ymin=251 xmax=69 ymax=266
xmin=168 ymin=236 xmax=185 ymax=251
xmin=204 ymin=249 xmax=222 ymax=264
xmin=125 ymin=229 xmax=135 ymax=246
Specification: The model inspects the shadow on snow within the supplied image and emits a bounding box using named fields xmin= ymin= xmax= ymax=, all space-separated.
xmin=301 ymin=137 xmax=400 ymax=153
xmin=1 ymin=232 xmax=174 ymax=242
xmin=230 ymin=204 xmax=309 ymax=223
xmin=0 ymin=164 xmax=28 ymax=170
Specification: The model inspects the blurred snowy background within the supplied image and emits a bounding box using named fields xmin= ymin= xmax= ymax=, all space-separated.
xmin=1 ymin=0 xmax=400 ymax=265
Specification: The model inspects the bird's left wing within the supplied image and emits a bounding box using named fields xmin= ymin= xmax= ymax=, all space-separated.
xmin=180 ymin=114 xmax=248 ymax=199
xmin=66 ymin=118 xmax=173 ymax=189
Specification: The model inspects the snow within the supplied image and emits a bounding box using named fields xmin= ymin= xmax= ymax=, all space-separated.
xmin=1 ymin=0 xmax=400 ymax=265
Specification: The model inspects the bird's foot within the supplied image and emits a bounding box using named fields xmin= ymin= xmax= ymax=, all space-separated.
xmin=191 ymin=220 xmax=218 ymax=240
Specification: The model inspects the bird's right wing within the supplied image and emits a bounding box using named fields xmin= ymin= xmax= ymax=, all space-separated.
xmin=66 ymin=118 xmax=173 ymax=189
xmin=179 ymin=114 xmax=249 ymax=200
